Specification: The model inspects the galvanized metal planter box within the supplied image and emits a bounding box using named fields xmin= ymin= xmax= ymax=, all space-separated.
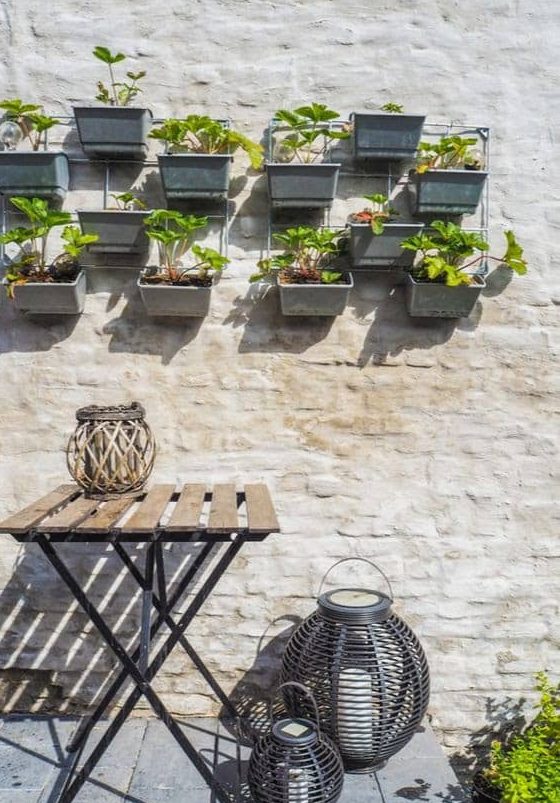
xmin=138 ymin=275 xmax=212 ymax=317
xmin=349 ymin=222 xmax=424 ymax=269
xmin=410 ymin=168 xmax=488 ymax=215
xmin=278 ymin=273 xmax=353 ymax=316
xmin=266 ymin=163 xmax=340 ymax=208
xmin=406 ymin=273 xmax=485 ymax=318
xmin=77 ymin=210 xmax=149 ymax=254
xmin=0 ymin=152 xmax=69 ymax=202
xmin=9 ymin=270 xmax=87 ymax=315
xmin=157 ymin=154 xmax=231 ymax=201
xmin=352 ymin=113 xmax=425 ymax=160
xmin=73 ymin=107 xmax=153 ymax=160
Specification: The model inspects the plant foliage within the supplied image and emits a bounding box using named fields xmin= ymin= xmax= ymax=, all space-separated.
xmin=484 ymin=672 xmax=560 ymax=803
xmin=416 ymin=135 xmax=481 ymax=173
xmin=93 ymin=46 xmax=146 ymax=107
xmin=381 ymin=102 xmax=404 ymax=113
xmin=0 ymin=98 xmax=59 ymax=151
xmin=251 ymin=226 xmax=346 ymax=285
xmin=110 ymin=192 xmax=146 ymax=211
xmin=401 ymin=220 xmax=527 ymax=287
xmin=0 ymin=196 xmax=98 ymax=296
xmin=273 ymin=103 xmax=349 ymax=164
xmin=350 ymin=194 xmax=398 ymax=235
xmin=150 ymin=115 xmax=263 ymax=169
xmin=142 ymin=209 xmax=229 ymax=285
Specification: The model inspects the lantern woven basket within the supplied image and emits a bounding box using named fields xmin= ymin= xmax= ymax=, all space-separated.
xmin=248 ymin=682 xmax=344 ymax=803
xmin=281 ymin=559 xmax=430 ymax=773
xmin=66 ymin=402 xmax=156 ymax=497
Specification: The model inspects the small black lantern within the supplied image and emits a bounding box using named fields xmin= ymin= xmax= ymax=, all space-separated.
xmin=248 ymin=682 xmax=344 ymax=803
xmin=281 ymin=559 xmax=430 ymax=773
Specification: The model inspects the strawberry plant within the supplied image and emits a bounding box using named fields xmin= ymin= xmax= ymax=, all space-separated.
xmin=142 ymin=209 xmax=229 ymax=287
xmin=401 ymin=221 xmax=527 ymax=287
xmin=110 ymin=192 xmax=146 ymax=211
xmin=416 ymin=135 xmax=482 ymax=173
xmin=350 ymin=194 xmax=398 ymax=235
xmin=0 ymin=196 xmax=98 ymax=296
xmin=150 ymin=115 xmax=263 ymax=169
xmin=273 ymin=103 xmax=350 ymax=163
xmin=0 ymin=99 xmax=59 ymax=151
xmin=93 ymin=46 xmax=146 ymax=107
xmin=251 ymin=226 xmax=346 ymax=285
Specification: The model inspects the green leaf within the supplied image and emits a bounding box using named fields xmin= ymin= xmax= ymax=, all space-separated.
xmin=0 ymin=99 xmax=41 ymax=117
xmin=364 ymin=194 xmax=388 ymax=206
xmin=381 ymin=102 xmax=404 ymax=113
xmin=371 ymin=217 xmax=385 ymax=236
xmin=502 ymin=230 xmax=528 ymax=275
xmin=93 ymin=46 xmax=126 ymax=65
xmin=321 ymin=271 xmax=343 ymax=284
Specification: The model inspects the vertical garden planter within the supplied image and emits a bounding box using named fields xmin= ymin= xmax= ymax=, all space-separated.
xmin=410 ymin=168 xmax=488 ymax=215
xmin=266 ymin=163 xmax=341 ymax=208
xmin=8 ymin=270 xmax=87 ymax=315
xmin=157 ymin=154 xmax=231 ymax=201
xmin=352 ymin=113 xmax=425 ymax=160
xmin=349 ymin=223 xmax=424 ymax=269
xmin=73 ymin=107 xmax=153 ymax=160
xmin=77 ymin=210 xmax=149 ymax=255
xmin=278 ymin=273 xmax=353 ymax=316
xmin=406 ymin=273 xmax=485 ymax=318
xmin=0 ymin=152 xmax=69 ymax=202
xmin=138 ymin=275 xmax=212 ymax=317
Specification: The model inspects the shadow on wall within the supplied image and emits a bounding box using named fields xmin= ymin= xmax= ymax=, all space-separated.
xmin=0 ymin=540 xmax=218 ymax=717
xmin=450 ymin=692 xmax=528 ymax=789
xmin=219 ymin=617 xmax=301 ymax=746
xmin=0 ymin=294 xmax=81 ymax=355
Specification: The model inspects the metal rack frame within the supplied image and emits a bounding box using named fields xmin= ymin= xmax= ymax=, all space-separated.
xmin=0 ymin=115 xmax=231 ymax=268
xmin=264 ymin=118 xmax=491 ymax=268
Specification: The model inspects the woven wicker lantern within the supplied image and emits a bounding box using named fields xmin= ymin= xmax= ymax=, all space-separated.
xmin=281 ymin=559 xmax=430 ymax=773
xmin=67 ymin=402 xmax=156 ymax=496
xmin=248 ymin=682 xmax=344 ymax=803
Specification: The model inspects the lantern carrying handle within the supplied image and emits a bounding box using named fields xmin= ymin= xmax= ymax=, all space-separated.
xmin=270 ymin=682 xmax=322 ymax=735
xmin=317 ymin=557 xmax=394 ymax=602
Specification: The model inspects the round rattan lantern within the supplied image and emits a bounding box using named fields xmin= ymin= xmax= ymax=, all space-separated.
xmin=248 ymin=683 xmax=344 ymax=803
xmin=281 ymin=559 xmax=430 ymax=774
xmin=67 ymin=403 xmax=156 ymax=496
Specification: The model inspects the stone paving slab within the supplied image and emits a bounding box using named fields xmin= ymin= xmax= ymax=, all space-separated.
xmin=0 ymin=715 xmax=467 ymax=803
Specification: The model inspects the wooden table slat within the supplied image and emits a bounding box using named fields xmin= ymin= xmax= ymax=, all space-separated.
xmin=0 ymin=484 xmax=80 ymax=534
xmin=36 ymin=496 xmax=101 ymax=533
xmin=165 ymin=484 xmax=206 ymax=532
xmin=119 ymin=484 xmax=176 ymax=533
xmin=207 ymin=484 xmax=238 ymax=534
xmin=245 ymin=484 xmax=280 ymax=534
xmin=76 ymin=496 xmax=141 ymax=533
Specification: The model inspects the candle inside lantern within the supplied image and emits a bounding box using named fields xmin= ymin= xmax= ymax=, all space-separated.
xmin=288 ymin=768 xmax=309 ymax=803
xmin=336 ymin=667 xmax=374 ymax=760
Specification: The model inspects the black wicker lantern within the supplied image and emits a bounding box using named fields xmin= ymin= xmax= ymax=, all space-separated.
xmin=66 ymin=402 xmax=156 ymax=497
xmin=281 ymin=559 xmax=430 ymax=773
xmin=248 ymin=682 xmax=344 ymax=803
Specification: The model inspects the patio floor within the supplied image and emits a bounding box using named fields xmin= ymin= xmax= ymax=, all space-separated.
xmin=0 ymin=715 xmax=467 ymax=802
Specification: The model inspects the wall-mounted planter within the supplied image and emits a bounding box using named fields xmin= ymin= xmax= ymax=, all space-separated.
xmin=157 ymin=153 xmax=231 ymax=201
xmin=349 ymin=222 xmax=424 ymax=269
xmin=266 ymin=163 xmax=340 ymax=208
xmin=0 ymin=152 xmax=69 ymax=202
xmin=138 ymin=274 xmax=212 ymax=317
xmin=7 ymin=270 xmax=86 ymax=315
xmin=352 ymin=113 xmax=425 ymax=160
xmin=409 ymin=169 xmax=488 ymax=215
xmin=73 ymin=107 xmax=153 ymax=160
xmin=278 ymin=273 xmax=353 ymax=316
xmin=77 ymin=210 xmax=149 ymax=255
xmin=406 ymin=273 xmax=485 ymax=318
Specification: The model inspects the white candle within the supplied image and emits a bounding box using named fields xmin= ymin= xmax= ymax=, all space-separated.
xmin=336 ymin=667 xmax=374 ymax=760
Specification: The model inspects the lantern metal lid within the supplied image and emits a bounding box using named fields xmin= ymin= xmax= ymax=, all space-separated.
xmin=318 ymin=588 xmax=392 ymax=625
xmin=272 ymin=716 xmax=318 ymax=747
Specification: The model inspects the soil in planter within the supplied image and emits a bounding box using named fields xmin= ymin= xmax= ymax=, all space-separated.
xmin=140 ymin=274 xmax=212 ymax=288
xmin=279 ymin=268 xmax=351 ymax=285
xmin=13 ymin=261 xmax=80 ymax=286
xmin=472 ymin=771 xmax=502 ymax=803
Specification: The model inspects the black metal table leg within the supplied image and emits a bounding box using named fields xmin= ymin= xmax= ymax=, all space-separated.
xmin=138 ymin=542 xmax=155 ymax=674
xmin=38 ymin=535 xmax=244 ymax=803
xmin=114 ymin=540 xmax=238 ymax=719
xmin=67 ymin=539 xmax=216 ymax=753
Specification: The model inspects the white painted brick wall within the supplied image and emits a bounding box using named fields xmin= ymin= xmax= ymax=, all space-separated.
xmin=0 ymin=0 xmax=558 ymax=753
